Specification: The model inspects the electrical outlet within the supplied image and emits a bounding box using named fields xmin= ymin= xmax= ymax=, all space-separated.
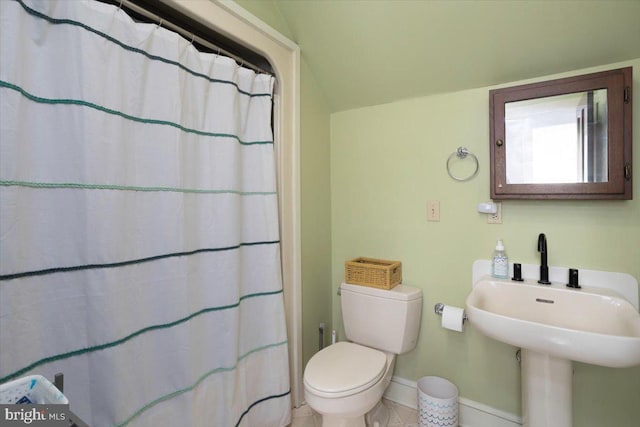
xmin=487 ymin=202 xmax=502 ymax=224
xmin=427 ymin=200 xmax=440 ymax=221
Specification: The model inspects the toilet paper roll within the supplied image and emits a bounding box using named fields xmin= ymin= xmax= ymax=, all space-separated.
xmin=441 ymin=305 xmax=465 ymax=332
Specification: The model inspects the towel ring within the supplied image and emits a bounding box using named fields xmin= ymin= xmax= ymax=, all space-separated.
xmin=446 ymin=146 xmax=479 ymax=182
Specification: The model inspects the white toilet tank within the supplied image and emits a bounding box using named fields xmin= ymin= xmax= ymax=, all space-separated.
xmin=340 ymin=282 xmax=423 ymax=354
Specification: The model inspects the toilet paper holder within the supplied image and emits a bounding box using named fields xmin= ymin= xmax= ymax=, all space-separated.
xmin=434 ymin=303 xmax=468 ymax=323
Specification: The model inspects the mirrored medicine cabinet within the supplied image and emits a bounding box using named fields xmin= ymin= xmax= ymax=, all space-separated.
xmin=489 ymin=67 xmax=632 ymax=200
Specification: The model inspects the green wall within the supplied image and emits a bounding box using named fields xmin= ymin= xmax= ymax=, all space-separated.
xmin=299 ymin=57 xmax=332 ymax=367
xmin=330 ymin=59 xmax=640 ymax=426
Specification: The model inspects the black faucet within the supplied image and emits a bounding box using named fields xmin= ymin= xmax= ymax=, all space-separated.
xmin=538 ymin=233 xmax=551 ymax=285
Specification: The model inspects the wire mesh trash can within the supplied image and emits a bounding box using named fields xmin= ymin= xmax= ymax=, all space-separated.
xmin=417 ymin=376 xmax=458 ymax=427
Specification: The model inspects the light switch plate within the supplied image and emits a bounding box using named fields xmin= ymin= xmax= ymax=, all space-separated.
xmin=427 ymin=200 xmax=440 ymax=221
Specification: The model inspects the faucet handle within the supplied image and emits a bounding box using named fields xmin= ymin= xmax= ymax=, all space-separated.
xmin=511 ymin=263 xmax=524 ymax=281
xmin=567 ymin=268 xmax=581 ymax=289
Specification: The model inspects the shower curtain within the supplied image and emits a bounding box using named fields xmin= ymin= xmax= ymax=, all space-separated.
xmin=0 ymin=1 xmax=291 ymax=426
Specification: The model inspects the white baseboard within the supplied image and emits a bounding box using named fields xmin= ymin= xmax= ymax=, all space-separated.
xmin=384 ymin=376 xmax=522 ymax=427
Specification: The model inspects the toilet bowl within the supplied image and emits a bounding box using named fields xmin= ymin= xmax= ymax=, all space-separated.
xmin=304 ymin=342 xmax=395 ymax=427
xmin=303 ymin=283 xmax=423 ymax=427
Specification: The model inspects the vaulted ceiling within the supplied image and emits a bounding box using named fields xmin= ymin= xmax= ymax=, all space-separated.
xmin=242 ymin=0 xmax=640 ymax=113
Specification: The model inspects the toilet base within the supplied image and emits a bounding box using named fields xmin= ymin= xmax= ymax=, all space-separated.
xmin=321 ymin=414 xmax=365 ymax=427
xmin=318 ymin=401 xmax=390 ymax=427
xmin=365 ymin=401 xmax=390 ymax=427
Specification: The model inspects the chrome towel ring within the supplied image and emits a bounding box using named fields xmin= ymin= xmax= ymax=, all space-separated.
xmin=446 ymin=146 xmax=479 ymax=182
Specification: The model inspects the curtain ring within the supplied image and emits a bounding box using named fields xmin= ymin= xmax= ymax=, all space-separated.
xmin=446 ymin=146 xmax=479 ymax=182
xmin=190 ymin=33 xmax=195 ymax=45
xmin=118 ymin=0 xmax=123 ymax=11
xmin=157 ymin=19 xmax=164 ymax=30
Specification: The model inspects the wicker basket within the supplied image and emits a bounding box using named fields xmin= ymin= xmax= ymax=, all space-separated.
xmin=344 ymin=257 xmax=402 ymax=290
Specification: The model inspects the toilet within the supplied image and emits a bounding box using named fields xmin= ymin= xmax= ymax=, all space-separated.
xmin=303 ymin=282 xmax=423 ymax=427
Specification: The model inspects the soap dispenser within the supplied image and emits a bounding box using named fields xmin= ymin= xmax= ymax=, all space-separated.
xmin=492 ymin=239 xmax=509 ymax=279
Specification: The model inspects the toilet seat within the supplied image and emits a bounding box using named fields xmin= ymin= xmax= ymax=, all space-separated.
xmin=304 ymin=342 xmax=387 ymax=398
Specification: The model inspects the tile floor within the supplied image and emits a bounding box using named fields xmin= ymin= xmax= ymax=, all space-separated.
xmin=289 ymin=399 xmax=418 ymax=427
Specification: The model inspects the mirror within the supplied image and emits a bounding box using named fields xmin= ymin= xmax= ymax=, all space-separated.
xmin=505 ymin=89 xmax=608 ymax=184
xmin=490 ymin=67 xmax=632 ymax=200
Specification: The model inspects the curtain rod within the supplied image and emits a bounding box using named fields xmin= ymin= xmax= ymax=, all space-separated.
xmin=108 ymin=0 xmax=274 ymax=76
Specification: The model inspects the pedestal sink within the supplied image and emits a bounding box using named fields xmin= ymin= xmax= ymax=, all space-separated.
xmin=466 ymin=261 xmax=640 ymax=427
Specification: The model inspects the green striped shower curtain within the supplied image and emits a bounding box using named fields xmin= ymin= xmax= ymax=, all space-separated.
xmin=0 ymin=1 xmax=291 ymax=426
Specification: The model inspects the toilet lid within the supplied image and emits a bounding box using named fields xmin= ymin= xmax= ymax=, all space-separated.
xmin=304 ymin=342 xmax=387 ymax=397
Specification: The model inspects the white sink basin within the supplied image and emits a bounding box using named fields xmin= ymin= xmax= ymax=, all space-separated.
xmin=466 ymin=277 xmax=640 ymax=368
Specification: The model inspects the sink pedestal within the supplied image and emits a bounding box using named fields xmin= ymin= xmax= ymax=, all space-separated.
xmin=521 ymin=350 xmax=572 ymax=427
